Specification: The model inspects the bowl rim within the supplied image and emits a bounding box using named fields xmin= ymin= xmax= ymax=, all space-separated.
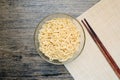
xmin=34 ymin=13 xmax=86 ymax=65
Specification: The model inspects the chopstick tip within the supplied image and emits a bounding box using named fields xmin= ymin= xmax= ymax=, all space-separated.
xmin=84 ymin=18 xmax=87 ymax=21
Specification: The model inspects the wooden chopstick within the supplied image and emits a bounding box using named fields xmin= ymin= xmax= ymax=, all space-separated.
xmin=81 ymin=18 xmax=120 ymax=79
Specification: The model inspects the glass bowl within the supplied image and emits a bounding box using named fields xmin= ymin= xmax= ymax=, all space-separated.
xmin=34 ymin=13 xmax=86 ymax=65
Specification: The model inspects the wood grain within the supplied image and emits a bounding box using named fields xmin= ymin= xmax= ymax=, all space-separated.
xmin=0 ymin=0 xmax=99 ymax=80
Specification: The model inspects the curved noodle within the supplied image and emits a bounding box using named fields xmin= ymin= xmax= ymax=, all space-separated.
xmin=38 ymin=18 xmax=80 ymax=62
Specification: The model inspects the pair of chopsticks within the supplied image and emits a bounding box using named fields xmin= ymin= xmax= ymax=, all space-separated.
xmin=81 ymin=19 xmax=120 ymax=79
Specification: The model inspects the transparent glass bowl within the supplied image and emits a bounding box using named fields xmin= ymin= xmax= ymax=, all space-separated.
xmin=34 ymin=13 xmax=86 ymax=65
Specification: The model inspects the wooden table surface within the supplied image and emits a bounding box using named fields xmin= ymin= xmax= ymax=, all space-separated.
xmin=0 ymin=0 xmax=99 ymax=80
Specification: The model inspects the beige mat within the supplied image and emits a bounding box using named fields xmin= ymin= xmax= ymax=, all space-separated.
xmin=65 ymin=0 xmax=120 ymax=80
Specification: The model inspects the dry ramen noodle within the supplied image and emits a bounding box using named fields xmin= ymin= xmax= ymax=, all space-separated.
xmin=38 ymin=18 xmax=80 ymax=62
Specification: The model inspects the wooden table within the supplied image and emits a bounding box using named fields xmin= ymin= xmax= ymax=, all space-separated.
xmin=0 ymin=0 xmax=99 ymax=80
